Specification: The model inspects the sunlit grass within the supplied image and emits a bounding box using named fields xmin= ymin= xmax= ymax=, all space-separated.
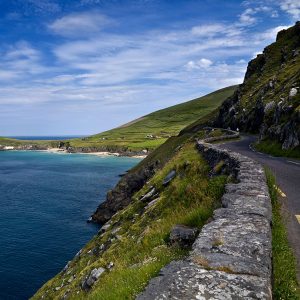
xmin=32 ymin=142 xmax=227 ymax=300
xmin=265 ymin=169 xmax=300 ymax=299
xmin=255 ymin=140 xmax=300 ymax=159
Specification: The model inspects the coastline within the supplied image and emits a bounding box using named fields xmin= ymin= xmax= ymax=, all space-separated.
xmin=46 ymin=148 xmax=147 ymax=159
xmin=0 ymin=147 xmax=147 ymax=159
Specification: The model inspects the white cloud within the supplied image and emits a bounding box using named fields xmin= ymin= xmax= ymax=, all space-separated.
xmin=0 ymin=20 xmax=282 ymax=107
xmin=238 ymin=5 xmax=279 ymax=26
xmin=239 ymin=8 xmax=257 ymax=25
xmin=0 ymin=70 xmax=20 ymax=81
xmin=0 ymin=9 xmax=294 ymax=134
xmin=258 ymin=25 xmax=291 ymax=41
xmin=191 ymin=24 xmax=225 ymax=36
xmin=0 ymin=41 xmax=45 ymax=81
xmin=279 ymin=0 xmax=300 ymax=19
xmin=191 ymin=24 xmax=242 ymax=37
xmin=252 ymin=51 xmax=262 ymax=58
xmin=186 ymin=58 xmax=213 ymax=70
xmin=48 ymin=11 xmax=112 ymax=37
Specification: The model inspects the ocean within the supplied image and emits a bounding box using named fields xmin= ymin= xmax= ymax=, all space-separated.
xmin=0 ymin=151 xmax=140 ymax=299
xmin=6 ymin=136 xmax=86 ymax=140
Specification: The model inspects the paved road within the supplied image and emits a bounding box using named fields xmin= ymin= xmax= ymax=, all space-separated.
xmin=220 ymin=135 xmax=300 ymax=279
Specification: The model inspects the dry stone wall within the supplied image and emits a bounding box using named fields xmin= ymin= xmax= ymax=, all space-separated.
xmin=137 ymin=138 xmax=272 ymax=299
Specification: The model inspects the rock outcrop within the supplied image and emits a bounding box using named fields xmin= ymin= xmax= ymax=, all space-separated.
xmin=214 ymin=22 xmax=300 ymax=150
xmin=137 ymin=140 xmax=272 ymax=299
xmin=169 ymin=225 xmax=198 ymax=249
xmin=81 ymin=267 xmax=105 ymax=291
xmin=91 ymin=160 xmax=160 ymax=224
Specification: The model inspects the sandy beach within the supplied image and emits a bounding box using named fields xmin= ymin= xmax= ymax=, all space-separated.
xmin=45 ymin=148 xmax=146 ymax=159
xmin=1 ymin=147 xmax=146 ymax=159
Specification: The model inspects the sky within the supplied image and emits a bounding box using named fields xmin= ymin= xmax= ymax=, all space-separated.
xmin=0 ymin=0 xmax=299 ymax=136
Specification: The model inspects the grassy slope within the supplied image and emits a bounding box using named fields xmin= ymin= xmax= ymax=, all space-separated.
xmin=32 ymin=142 xmax=227 ymax=300
xmin=67 ymin=85 xmax=236 ymax=151
xmin=265 ymin=169 xmax=300 ymax=298
xmin=0 ymin=137 xmax=58 ymax=148
xmin=30 ymin=84 xmax=235 ymax=299
xmin=236 ymin=24 xmax=300 ymax=121
xmin=254 ymin=140 xmax=300 ymax=159
xmin=0 ymin=137 xmax=23 ymax=146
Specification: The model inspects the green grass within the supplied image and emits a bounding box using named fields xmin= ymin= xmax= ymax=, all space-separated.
xmin=0 ymin=137 xmax=23 ymax=146
xmin=66 ymin=85 xmax=237 ymax=152
xmin=0 ymin=137 xmax=60 ymax=148
xmin=265 ymin=169 xmax=300 ymax=299
xmin=255 ymin=140 xmax=300 ymax=159
xmin=32 ymin=142 xmax=227 ymax=300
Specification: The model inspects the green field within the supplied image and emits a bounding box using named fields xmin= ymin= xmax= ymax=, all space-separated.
xmin=0 ymin=137 xmax=54 ymax=148
xmin=67 ymin=85 xmax=237 ymax=152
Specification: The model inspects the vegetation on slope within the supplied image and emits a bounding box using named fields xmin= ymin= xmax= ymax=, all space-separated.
xmin=265 ymin=169 xmax=300 ymax=299
xmin=215 ymin=22 xmax=300 ymax=150
xmin=0 ymin=137 xmax=61 ymax=148
xmin=0 ymin=137 xmax=24 ymax=146
xmin=90 ymin=121 xmax=233 ymax=224
xmin=32 ymin=142 xmax=227 ymax=300
xmin=66 ymin=85 xmax=236 ymax=152
xmin=254 ymin=140 xmax=300 ymax=159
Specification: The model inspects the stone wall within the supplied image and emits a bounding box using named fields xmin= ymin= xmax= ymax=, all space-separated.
xmin=137 ymin=138 xmax=272 ymax=299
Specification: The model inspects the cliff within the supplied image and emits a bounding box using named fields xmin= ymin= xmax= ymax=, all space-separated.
xmin=215 ymin=22 xmax=300 ymax=150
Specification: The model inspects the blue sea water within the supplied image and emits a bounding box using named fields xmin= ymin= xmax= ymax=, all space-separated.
xmin=0 ymin=151 xmax=139 ymax=299
xmin=6 ymin=136 xmax=85 ymax=140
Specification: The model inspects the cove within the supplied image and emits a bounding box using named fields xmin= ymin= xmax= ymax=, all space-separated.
xmin=0 ymin=151 xmax=139 ymax=299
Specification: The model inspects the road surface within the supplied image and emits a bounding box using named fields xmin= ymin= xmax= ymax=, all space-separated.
xmin=220 ymin=135 xmax=300 ymax=279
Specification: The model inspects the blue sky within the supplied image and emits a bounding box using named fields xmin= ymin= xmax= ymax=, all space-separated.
xmin=0 ymin=0 xmax=299 ymax=135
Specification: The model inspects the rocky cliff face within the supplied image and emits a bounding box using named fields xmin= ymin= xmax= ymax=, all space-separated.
xmin=91 ymin=161 xmax=158 ymax=224
xmin=215 ymin=22 xmax=300 ymax=149
xmin=90 ymin=134 xmax=189 ymax=224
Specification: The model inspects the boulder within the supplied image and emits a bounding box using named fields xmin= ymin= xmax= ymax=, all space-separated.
xmin=74 ymin=249 xmax=82 ymax=258
xmin=98 ymin=223 xmax=110 ymax=234
xmin=62 ymin=261 xmax=71 ymax=273
xmin=140 ymin=187 xmax=157 ymax=202
xmin=107 ymin=262 xmax=114 ymax=269
xmin=163 ymin=170 xmax=176 ymax=186
xmin=289 ymin=87 xmax=298 ymax=97
xmin=144 ymin=198 xmax=160 ymax=210
xmin=169 ymin=225 xmax=198 ymax=248
xmin=81 ymin=267 xmax=105 ymax=291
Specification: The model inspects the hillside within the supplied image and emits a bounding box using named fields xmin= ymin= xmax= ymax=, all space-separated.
xmin=32 ymin=130 xmax=231 ymax=300
xmin=30 ymin=24 xmax=300 ymax=300
xmin=215 ymin=22 xmax=300 ymax=151
xmin=0 ymin=86 xmax=236 ymax=154
xmin=0 ymin=137 xmax=56 ymax=149
xmin=66 ymin=86 xmax=236 ymax=153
